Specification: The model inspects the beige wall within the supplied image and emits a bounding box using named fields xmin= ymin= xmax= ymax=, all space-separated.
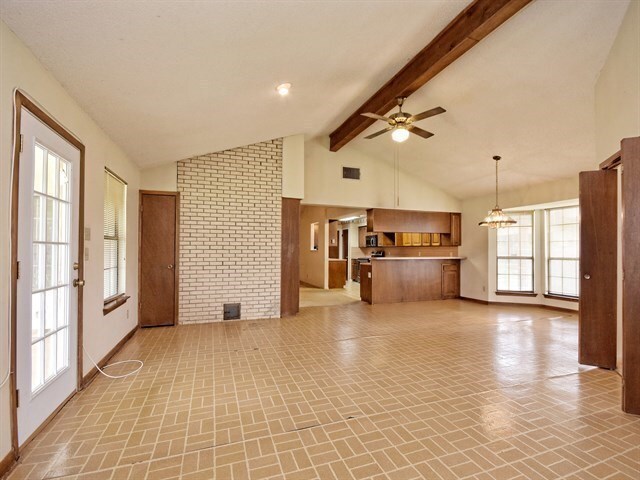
xmin=140 ymin=162 xmax=177 ymax=191
xmin=303 ymin=137 xmax=461 ymax=212
xmin=0 ymin=20 xmax=140 ymax=459
xmin=139 ymin=133 xmax=305 ymax=197
xmin=595 ymin=0 xmax=640 ymax=369
xmin=299 ymin=206 xmax=328 ymax=288
xmin=595 ymin=0 xmax=640 ymax=161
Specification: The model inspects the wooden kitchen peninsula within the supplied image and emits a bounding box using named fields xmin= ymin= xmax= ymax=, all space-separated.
xmin=360 ymin=257 xmax=464 ymax=304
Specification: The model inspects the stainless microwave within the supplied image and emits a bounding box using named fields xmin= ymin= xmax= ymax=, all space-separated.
xmin=365 ymin=235 xmax=378 ymax=247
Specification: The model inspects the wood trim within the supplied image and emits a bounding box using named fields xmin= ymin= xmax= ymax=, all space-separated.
xmin=103 ymin=295 xmax=131 ymax=315
xmin=622 ymin=136 xmax=640 ymax=414
xmin=10 ymin=90 xmax=86 ymax=457
xmin=104 ymin=166 xmax=128 ymax=186
xmin=495 ymin=291 xmax=537 ymax=297
xmin=599 ymin=150 xmax=621 ymax=170
xmin=460 ymin=297 xmax=577 ymax=313
xmin=138 ymin=191 xmax=180 ymax=327
xmin=543 ymin=293 xmax=579 ymax=303
xmin=459 ymin=296 xmax=489 ymax=305
xmin=328 ymin=0 xmax=532 ymax=151
xmin=0 ymin=450 xmax=16 ymax=479
xmin=81 ymin=325 xmax=138 ymax=388
xmin=281 ymin=198 xmax=300 ymax=317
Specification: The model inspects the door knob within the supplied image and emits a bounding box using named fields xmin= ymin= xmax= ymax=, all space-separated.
xmin=73 ymin=279 xmax=85 ymax=287
xmin=168 ymin=264 xmax=174 ymax=270
xmin=583 ymin=274 xmax=591 ymax=280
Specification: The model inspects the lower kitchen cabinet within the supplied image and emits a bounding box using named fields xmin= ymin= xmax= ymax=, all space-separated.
xmin=442 ymin=263 xmax=460 ymax=299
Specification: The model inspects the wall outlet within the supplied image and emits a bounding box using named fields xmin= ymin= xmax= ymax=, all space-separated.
xmin=482 ymin=285 xmax=486 ymax=292
xmin=126 ymin=309 xmax=129 ymax=319
xmin=84 ymin=227 xmax=91 ymax=241
xmin=84 ymin=247 xmax=89 ymax=261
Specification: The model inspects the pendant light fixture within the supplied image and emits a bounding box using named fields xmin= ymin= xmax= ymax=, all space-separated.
xmin=479 ymin=156 xmax=516 ymax=228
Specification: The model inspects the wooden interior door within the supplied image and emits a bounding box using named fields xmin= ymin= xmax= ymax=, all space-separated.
xmin=578 ymin=170 xmax=617 ymax=368
xmin=139 ymin=191 xmax=178 ymax=327
xmin=622 ymin=137 xmax=640 ymax=414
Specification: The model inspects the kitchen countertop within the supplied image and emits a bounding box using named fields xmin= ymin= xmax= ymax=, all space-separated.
xmin=371 ymin=256 xmax=466 ymax=260
xmin=328 ymin=258 xmax=347 ymax=261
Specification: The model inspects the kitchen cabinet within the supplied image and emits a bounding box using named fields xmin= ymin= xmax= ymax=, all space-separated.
xmin=442 ymin=263 xmax=460 ymax=299
xmin=329 ymin=260 xmax=347 ymax=288
xmin=421 ymin=233 xmax=431 ymax=246
xmin=450 ymin=213 xmax=462 ymax=246
xmin=367 ymin=208 xmax=451 ymax=233
xmin=411 ymin=233 xmax=421 ymax=246
xmin=358 ymin=226 xmax=366 ymax=248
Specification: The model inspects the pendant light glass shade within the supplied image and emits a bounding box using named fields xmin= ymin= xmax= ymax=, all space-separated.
xmin=479 ymin=156 xmax=516 ymax=228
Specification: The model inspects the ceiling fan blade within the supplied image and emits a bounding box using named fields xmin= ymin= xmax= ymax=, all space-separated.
xmin=409 ymin=106 xmax=446 ymax=122
xmin=364 ymin=126 xmax=394 ymax=139
xmin=361 ymin=112 xmax=394 ymax=123
xmin=407 ymin=125 xmax=434 ymax=139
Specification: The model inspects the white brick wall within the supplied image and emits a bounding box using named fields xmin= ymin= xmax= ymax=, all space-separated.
xmin=177 ymin=139 xmax=282 ymax=323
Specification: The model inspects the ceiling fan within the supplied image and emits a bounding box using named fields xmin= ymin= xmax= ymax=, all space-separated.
xmin=362 ymin=97 xmax=445 ymax=143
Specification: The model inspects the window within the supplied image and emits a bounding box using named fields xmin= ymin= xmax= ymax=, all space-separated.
xmin=547 ymin=206 xmax=580 ymax=297
xmin=104 ymin=169 xmax=127 ymax=301
xmin=496 ymin=211 xmax=534 ymax=293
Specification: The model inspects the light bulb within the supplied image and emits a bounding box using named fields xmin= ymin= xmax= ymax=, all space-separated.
xmin=276 ymin=83 xmax=291 ymax=96
xmin=391 ymin=127 xmax=410 ymax=143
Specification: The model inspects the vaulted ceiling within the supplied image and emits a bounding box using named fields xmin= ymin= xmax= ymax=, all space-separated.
xmin=0 ymin=0 xmax=630 ymax=199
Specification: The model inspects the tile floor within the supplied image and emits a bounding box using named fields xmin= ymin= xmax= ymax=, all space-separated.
xmin=299 ymin=281 xmax=361 ymax=308
xmin=7 ymin=300 xmax=640 ymax=479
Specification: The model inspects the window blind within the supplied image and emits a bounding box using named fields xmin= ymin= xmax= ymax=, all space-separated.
xmin=104 ymin=170 xmax=127 ymax=301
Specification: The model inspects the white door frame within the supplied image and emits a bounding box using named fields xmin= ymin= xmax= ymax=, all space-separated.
xmin=10 ymin=91 xmax=85 ymax=455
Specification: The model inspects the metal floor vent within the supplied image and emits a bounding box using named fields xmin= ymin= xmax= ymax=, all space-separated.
xmin=223 ymin=303 xmax=241 ymax=320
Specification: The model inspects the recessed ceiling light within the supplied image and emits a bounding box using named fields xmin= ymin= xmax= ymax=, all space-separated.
xmin=276 ymin=83 xmax=291 ymax=96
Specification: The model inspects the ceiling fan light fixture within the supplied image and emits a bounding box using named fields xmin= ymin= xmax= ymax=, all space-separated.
xmin=276 ymin=83 xmax=291 ymax=96
xmin=479 ymin=155 xmax=516 ymax=229
xmin=391 ymin=126 xmax=410 ymax=143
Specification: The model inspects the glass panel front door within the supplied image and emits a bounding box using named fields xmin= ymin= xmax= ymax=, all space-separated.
xmin=30 ymin=143 xmax=71 ymax=393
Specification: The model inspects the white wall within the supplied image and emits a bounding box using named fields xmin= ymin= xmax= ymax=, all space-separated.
xmin=139 ymin=133 xmax=305 ymax=197
xmin=459 ymin=177 xmax=579 ymax=303
xmin=140 ymin=162 xmax=177 ymax=191
xmin=303 ymin=136 xmax=461 ymax=212
xmin=282 ymin=134 xmax=305 ymax=199
xmin=595 ymin=0 xmax=640 ymax=369
xmin=0 ymin=20 xmax=140 ymax=459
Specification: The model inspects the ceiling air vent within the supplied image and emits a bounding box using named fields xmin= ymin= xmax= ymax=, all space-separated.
xmin=343 ymin=167 xmax=360 ymax=180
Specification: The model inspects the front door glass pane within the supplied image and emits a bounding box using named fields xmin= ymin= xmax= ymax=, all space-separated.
xmin=31 ymin=143 xmax=72 ymax=394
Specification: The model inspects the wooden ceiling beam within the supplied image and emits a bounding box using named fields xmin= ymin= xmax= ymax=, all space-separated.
xmin=329 ymin=0 xmax=533 ymax=152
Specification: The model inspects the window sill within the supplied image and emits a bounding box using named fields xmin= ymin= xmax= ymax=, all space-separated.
xmin=103 ymin=294 xmax=130 ymax=315
xmin=544 ymin=293 xmax=579 ymax=303
xmin=495 ymin=291 xmax=538 ymax=297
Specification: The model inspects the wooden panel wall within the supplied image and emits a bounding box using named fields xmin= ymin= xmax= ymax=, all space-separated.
xmin=622 ymin=137 xmax=640 ymax=414
xmin=281 ymin=198 xmax=300 ymax=317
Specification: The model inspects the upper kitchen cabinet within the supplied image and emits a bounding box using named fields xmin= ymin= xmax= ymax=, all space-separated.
xmin=450 ymin=213 xmax=462 ymax=246
xmin=358 ymin=226 xmax=367 ymax=248
xmin=366 ymin=208 xmax=452 ymax=234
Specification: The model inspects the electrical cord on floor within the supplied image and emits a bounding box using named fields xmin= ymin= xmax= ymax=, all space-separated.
xmin=83 ymin=345 xmax=143 ymax=379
